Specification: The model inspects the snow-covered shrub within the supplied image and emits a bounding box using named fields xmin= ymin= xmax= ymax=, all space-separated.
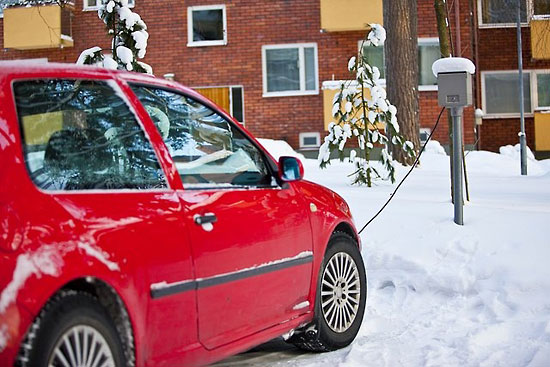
xmin=76 ymin=0 xmax=152 ymax=74
xmin=318 ymin=24 xmax=415 ymax=186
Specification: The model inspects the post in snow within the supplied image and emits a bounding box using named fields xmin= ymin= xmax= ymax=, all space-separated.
xmin=432 ymin=57 xmax=476 ymax=225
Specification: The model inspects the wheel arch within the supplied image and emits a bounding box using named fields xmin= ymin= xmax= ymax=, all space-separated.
xmin=332 ymin=222 xmax=360 ymax=250
xmin=17 ymin=277 xmax=136 ymax=367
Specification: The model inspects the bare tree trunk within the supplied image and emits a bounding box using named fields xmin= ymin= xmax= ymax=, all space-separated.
xmin=383 ymin=0 xmax=420 ymax=165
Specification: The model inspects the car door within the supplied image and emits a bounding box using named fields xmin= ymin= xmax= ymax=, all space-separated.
xmin=11 ymin=76 xmax=198 ymax=365
xmin=130 ymin=84 xmax=314 ymax=350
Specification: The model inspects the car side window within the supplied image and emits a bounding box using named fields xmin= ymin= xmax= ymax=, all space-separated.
xmin=14 ymin=79 xmax=167 ymax=191
xmin=131 ymin=85 xmax=273 ymax=188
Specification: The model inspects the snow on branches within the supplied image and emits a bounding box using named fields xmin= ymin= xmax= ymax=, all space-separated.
xmin=318 ymin=24 xmax=415 ymax=187
xmin=76 ymin=0 xmax=152 ymax=74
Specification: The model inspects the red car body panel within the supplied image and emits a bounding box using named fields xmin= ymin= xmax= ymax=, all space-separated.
xmin=0 ymin=63 xmax=358 ymax=366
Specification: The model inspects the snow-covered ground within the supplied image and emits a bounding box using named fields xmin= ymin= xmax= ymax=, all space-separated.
xmin=218 ymin=140 xmax=550 ymax=367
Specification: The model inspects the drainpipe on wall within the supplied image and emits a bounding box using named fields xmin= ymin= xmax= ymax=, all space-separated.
xmin=455 ymin=0 xmax=462 ymax=56
xmin=469 ymin=0 xmax=481 ymax=150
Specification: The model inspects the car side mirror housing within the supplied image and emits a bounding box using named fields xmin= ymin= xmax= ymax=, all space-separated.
xmin=278 ymin=156 xmax=304 ymax=182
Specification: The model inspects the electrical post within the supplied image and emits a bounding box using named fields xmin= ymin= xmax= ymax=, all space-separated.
xmin=433 ymin=57 xmax=475 ymax=225
xmin=451 ymin=106 xmax=464 ymax=225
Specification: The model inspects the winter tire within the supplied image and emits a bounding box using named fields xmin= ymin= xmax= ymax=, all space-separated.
xmin=18 ymin=290 xmax=126 ymax=367
xmin=291 ymin=231 xmax=367 ymax=351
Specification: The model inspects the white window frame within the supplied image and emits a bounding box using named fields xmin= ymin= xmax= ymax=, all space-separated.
xmin=83 ymin=0 xmax=134 ymax=11
xmin=230 ymin=85 xmax=245 ymax=124
xmin=534 ymin=70 xmax=550 ymax=110
xmin=418 ymin=38 xmax=440 ymax=91
xmin=481 ymin=70 xmax=535 ymax=118
xmin=478 ymin=0 xmax=529 ymax=28
xmin=262 ymin=43 xmax=319 ymax=98
xmin=187 ymin=4 xmax=227 ymax=47
xmin=299 ymin=132 xmax=321 ymax=149
xmin=358 ymin=40 xmax=386 ymax=86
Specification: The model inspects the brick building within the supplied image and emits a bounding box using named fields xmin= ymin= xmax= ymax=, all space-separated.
xmin=1 ymin=0 xmax=549 ymax=157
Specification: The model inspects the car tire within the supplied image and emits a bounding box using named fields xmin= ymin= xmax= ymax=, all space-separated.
xmin=290 ymin=231 xmax=367 ymax=352
xmin=18 ymin=290 xmax=127 ymax=367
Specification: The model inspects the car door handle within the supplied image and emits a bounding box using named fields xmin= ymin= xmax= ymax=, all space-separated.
xmin=194 ymin=213 xmax=217 ymax=225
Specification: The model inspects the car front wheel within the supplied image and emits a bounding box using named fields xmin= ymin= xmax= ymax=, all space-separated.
xmin=291 ymin=231 xmax=367 ymax=351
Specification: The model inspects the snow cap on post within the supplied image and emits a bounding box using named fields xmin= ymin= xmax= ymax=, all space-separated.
xmin=432 ymin=57 xmax=475 ymax=77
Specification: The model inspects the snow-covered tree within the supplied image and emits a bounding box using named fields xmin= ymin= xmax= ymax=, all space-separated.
xmin=76 ymin=0 xmax=152 ymax=74
xmin=318 ymin=24 xmax=415 ymax=187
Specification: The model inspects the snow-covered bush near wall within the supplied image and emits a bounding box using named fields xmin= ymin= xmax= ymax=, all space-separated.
xmin=76 ymin=0 xmax=152 ymax=74
xmin=318 ymin=24 xmax=415 ymax=187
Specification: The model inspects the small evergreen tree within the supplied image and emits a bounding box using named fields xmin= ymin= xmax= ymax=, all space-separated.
xmin=76 ymin=0 xmax=152 ymax=74
xmin=318 ymin=24 xmax=415 ymax=187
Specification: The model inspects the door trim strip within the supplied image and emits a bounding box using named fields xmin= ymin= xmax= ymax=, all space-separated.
xmin=150 ymin=252 xmax=313 ymax=299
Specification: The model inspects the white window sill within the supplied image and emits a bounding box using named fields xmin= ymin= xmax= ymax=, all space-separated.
xmin=482 ymin=113 xmax=534 ymax=119
xmin=419 ymin=85 xmax=438 ymax=92
xmin=478 ymin=23 xmax=529 ymax=29
xmin=263 ymin=90 xmax=319 ymax=98
xmin=188 ymin=40 xmax=227 ymax=47
xmin=84 ymin=4 xmax=134 ymax=11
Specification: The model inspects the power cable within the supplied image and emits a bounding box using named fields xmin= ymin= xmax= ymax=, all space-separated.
xmin=357 ymin=107 xmax=446 ymax=235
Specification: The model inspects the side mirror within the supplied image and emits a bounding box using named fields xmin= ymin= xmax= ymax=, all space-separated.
xmin=278 ymin=156 xmax=304 ymax=182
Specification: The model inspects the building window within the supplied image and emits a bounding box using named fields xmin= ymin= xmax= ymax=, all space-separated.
xmin=358 ymin=39 xmax=440 ymax=90
xmin=533 ymin=0 xmax=550 ymax=18
xmin=187 ymin=5 xmax=227 ymax=47
xmin=418 ymin=38 xmax=440 ymax=91
xmin=193 ymin=86 xmax=244 ymax=124
xmin=478 ymin=0 xmax=527 ymax=26
xmin=360 ymin=42 xmax=385 ymax=80
xmin=230 ymin=86 xmax=245 ymax=123
xmin=299 ymin=132 xmax=321 ymax=149
xmin=262 ymin=43 xmax=319 ymax=97
xmin=482 ymin=71 xmax=532 ymax=116
xmin=84 ymin=0 xmax=134 ymax=11
xmin=419 ymin=128 xmax=432 ymax=144
xmin=536 ymin=72 xmax=550 ymax=108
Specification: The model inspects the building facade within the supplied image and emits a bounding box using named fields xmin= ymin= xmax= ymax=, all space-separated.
xmin=0 ymin=0 xmax=549 ymax=157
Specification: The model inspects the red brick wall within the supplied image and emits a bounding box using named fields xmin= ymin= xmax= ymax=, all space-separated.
xmin=479 ymin=118 xmax=535 ymax=152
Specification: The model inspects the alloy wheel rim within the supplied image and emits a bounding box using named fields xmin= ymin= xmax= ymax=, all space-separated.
xmin=48 ymin=325 xmax=115 ymax=367
xmin=321 ymin=252 xmax=361 ymax=333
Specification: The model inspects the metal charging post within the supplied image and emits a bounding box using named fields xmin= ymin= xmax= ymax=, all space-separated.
xmin=433 ymin=57 xmax=475 ymax=225
xmin=451 ymin=106 xmax=464 ymax=225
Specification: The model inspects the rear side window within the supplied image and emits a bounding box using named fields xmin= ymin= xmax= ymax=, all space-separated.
xmin=14 ymin=79 xmax=167 ymax=190
xmin=130 ymin=85 xmax=272 ymax=188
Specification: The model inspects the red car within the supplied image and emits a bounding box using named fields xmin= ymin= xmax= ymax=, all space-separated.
xmin=0 ymin=63 xmax=366 ymax=367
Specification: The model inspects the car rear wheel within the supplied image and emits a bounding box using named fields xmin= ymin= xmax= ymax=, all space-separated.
xmin=18 ymin=290 xmax=126 ymax=367
xmin=290 ymin=231 xmax=367 ymax=351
